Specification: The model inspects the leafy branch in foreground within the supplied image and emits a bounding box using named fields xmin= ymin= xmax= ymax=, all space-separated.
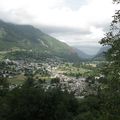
xmin=99 ymin=0 xmax=120 ymax=119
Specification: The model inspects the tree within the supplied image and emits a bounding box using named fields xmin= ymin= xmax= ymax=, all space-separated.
xmin=99 ymin=0 xmax=120 ymax=119
xmin=0 ymin=77 xmax=9 ymax=97
xmin=113 ymin=0 xmax=120 ymax=3
xmin=0 ymin=83 xmax=79 ymax=120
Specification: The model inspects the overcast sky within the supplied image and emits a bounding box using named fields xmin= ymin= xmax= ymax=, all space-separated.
xmin=0 ymin=0 xmax=119 ymax=55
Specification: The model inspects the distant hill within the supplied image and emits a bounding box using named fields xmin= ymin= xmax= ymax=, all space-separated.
xmin=93 ymin=46 xmax=110 ymax=61
xmin=73 ymin=48 xmax=93 ymax=60
xmin=0 ymin=20 xmax=80 ymax=62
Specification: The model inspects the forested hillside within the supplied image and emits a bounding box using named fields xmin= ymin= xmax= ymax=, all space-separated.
xmin=0 ymin=20 xmax=80 ymax=62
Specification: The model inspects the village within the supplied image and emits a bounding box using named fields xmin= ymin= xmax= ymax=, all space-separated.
xmin=0 ymin=58 xmax=89 ymax=96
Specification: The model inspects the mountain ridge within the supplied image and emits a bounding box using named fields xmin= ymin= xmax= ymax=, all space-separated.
xmin=93 ymin=46 xmax=110 ymax=60
xmin=0 ymin=20 xmax=80 ymax=62
xmin=73 ymin=47 xmax=93 ymax=60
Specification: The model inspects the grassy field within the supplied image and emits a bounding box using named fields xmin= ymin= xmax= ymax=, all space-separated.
xmin=8 ymin=74 xmax=27 ymax=85
xmin=58 ymin=64 xmax=91 ymax=77
xmin=57 ymin=62 xmax=100 ymax=78
xmin=8 ymin=74 xmax=52 ymax=85
xmin=0 ymin=53 xmax=5 ymax=60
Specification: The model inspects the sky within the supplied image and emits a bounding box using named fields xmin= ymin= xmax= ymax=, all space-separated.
xmin=0 ymin=0 xmax=119 ymax=55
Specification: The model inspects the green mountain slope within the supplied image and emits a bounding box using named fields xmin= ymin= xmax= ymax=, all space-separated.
xmin=93 ymin=46 xmax=110 ymax=61
xmin=73 ymin=48 xmax=94 ymax=60
xmin=0 ymin=20 xmax=80 ymax=62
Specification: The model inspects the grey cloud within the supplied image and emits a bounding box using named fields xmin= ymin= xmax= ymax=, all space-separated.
xmin=91 ymin=21 xmax=111 ymax=32
xmin=37 ymin=25 xmax=91 ymax=35
xmin=0 ymin=10 xmax=91 ymax=35
xmin=0 ymin=8 xmax=34 ymax=25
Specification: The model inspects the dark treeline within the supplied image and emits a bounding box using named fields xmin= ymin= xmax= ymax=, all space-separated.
xmin=0 ymin=77 xmax=102 ymax=120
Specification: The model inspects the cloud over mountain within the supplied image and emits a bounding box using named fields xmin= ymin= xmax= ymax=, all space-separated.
xmin=0 ymin=0 xmax=119 ymax=54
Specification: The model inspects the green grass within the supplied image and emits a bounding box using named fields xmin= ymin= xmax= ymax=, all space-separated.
xmin=8 ymin=74 xmax=27 ymax=85
xmin=0 ymin=53 xmax=6 ymax=60
xmin=58 ymin=65 xmax=91 ymax=77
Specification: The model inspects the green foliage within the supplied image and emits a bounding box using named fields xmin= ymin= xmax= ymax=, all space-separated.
xmin=64 ymin=72 xmax=82 ymax=78
xmin=0 ymin=79 xmax=80 ymax=120
xmin=0 ymin=74 xmax=105 ymax=120
xmin=99 ymin=1 xmax=120 ymax=119
xmin=113 ymin=0 xmax=120 ymax=3
xmin=0 ymin=77 xmax=9 ymax=97
xmin=51 ymin=77 xmax=60 ymax=84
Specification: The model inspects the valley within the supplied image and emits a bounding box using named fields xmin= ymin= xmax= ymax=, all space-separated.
xmin=0 ymin=56 xmax=103 ymax=96
xmin=0 ymin=9 xmax=118 ymax=120
xmin=0 ymin=20 xmax=105 ymax=97
xmin=0 ymin=0 xmax=120 ymax=119
xmin=0 ymin=20 xmax=107 ymax=98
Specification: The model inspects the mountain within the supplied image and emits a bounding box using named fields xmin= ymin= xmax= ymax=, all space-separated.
xmin=0 ymin=20 xmax=80 ymax=62
xmin=93 ymin=46 xmax=110 ymax=60
xmin=73 ymin=48 xmax=93 ymax=60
